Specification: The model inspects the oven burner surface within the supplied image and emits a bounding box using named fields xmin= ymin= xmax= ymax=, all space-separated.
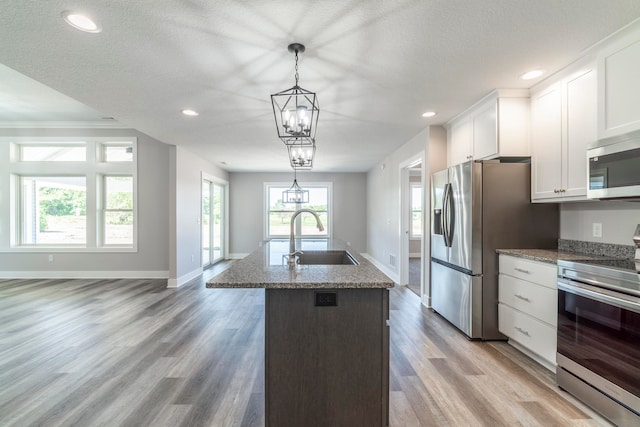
xmin=575 ymin=257 xmax=640 ymax=274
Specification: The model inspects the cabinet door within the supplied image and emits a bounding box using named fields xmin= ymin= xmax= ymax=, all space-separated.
xmin=531 ymin=84 xmax=563 ymax=200
xmin=448 ymin=119 xmax=472 ymax=166
xmin=499 ymin=255 xmax=557 ymax=288
xmin=499 ymin=274 xmax=557 ymax=326
xmin=564 ymin=68 xmax=596 ymax=198
xmin=473 ymin=102 xmax=498 ymax=160
xmin=598 ymin=36 xmax=640 ymax=138
xmin=498 ymin=304 xmax=557 ymax=366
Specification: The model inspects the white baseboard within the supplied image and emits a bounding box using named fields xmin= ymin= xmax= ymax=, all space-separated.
xmin=361 ymin=253 xmax=399 ymax=284
xmin=228 ymin=253 xmax=249 ymax=260
xmin=421 ymin=295 xmax=431 ymax=308
xmin=409 ymin=252 xmax=421 ymax=258
xmin=507 ymin=339 xmax=556 ymax=373
xmin=0 ymin=270 xmax=170 ymax=280
xmin=166 ymin=267 xmax=203 ymax=288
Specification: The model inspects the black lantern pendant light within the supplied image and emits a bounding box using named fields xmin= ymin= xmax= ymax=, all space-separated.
xmin=282 ymin=168 xmax=309 ymax=204
xmin=287 ymin=138 xmax=315 ymax=170
xmin=271 ymin=43 xmax=319 ymax=146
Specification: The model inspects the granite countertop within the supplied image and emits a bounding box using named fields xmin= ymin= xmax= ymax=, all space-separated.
xmin=496 ymin=248 xmax=611 ymax=264
xmin=207 ymin=239 xmax=394 ymax=289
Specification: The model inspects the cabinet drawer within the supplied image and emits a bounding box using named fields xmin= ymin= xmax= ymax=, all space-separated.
xmin=499 ymin=274 xmax=557 ymax=326
xmin=499 ymin=304 xmax=556 ymax=365
xmin=499 ymin=255 xmax=556 ymax=288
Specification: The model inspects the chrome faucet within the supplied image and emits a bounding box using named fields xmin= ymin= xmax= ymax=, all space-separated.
xmin=288 ymin=208 xmax=324 ymax=267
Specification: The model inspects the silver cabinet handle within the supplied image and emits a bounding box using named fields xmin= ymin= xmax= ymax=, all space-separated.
xmin=514 ymin=326 xmax=530 ymax=337
xmin=514 ymin=267 xmax=530 ymax=274
xmin=514 ymin=294 xmax=531 ymax=302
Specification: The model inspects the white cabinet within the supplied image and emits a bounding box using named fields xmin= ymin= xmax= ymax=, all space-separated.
xmin=598 ymin=28 xmax=640 ymax=139
xmin=448 ymin=119 xmax=473 ymax=166
xmin=498 ymin=254 xmax=557 ymax=371
xmin=531 ymin=61 xmax=596 ymax=202
xmin=446 ymin=90 xmax=530 ymax=167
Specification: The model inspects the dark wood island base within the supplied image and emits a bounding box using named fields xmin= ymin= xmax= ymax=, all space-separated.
xmin=265 ymin=288 xmax=389 ymax=427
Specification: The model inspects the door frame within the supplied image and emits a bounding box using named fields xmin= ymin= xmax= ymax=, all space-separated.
xmin=398 ymin=152 xmax=425 ymax=296
xmin=201 ymin=172 xmax=229 ymax=266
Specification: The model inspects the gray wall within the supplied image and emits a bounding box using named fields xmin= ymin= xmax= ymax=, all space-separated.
xmin=229 ymin=172 xmax=367 ymax=255
xmin=172 ymin=146 xmax=228 ymax=282
xmin=367 ymin=128 xmax=429 ymax=277
xmin=0 ymin=128 xmax=172 ymax=275
xmin=366 ymin=126 xmax=447 ymax=305
xmin=560 ymin=201 xmax=640 ymax=245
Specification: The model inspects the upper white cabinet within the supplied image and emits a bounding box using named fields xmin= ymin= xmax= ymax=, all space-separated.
xmin=530 ymin=60 xmax=596 ymax=202
xmin=446 ymin=90 xmax=530 ymax=167
xmin=448 ymin=119 xmax=473 ymax=166
xmin=598 ymin=28 xmax=640 ymax=139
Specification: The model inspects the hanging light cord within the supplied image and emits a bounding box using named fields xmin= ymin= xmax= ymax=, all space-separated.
xmin=294 ymin=50 xmax=300 ymax=86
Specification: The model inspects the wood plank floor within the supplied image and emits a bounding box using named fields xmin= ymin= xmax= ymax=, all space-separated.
xmin=0 ymin=267 xmax=612 ymax=426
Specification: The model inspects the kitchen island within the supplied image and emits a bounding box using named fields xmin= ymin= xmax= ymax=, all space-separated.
xmin=207 ymin=239 xmax=394 ymax=427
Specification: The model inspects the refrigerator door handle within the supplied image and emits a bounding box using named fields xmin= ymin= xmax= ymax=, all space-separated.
xmin=442 ymin=183 xmax=454 ymax=247
xmin=445 ymin=183 xmax=454 ymax=247
xmin=442 ymin=183 xmax=450 ymax=246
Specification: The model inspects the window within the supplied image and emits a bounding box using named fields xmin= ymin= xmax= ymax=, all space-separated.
xmin=101 ymin=143 xmax=134 ymax=162
xmin=410 ymin=183 xmax=422 ymax=239
xmin=103 ymin=176 xmax=134 ymax=245
xmin=20 ymin=144 xmax=87 ymax=162
xmin=265 ymin=183 xmax=331 ymax=238
xmin=3 ymin=137 xmax=137 ymax=251
xmin=21 ymin=176 xmax=87 ymax=245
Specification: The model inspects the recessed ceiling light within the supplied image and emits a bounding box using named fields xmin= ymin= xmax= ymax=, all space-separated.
xmin=422 ymin=111 xmax=436 ymax=118
xmin=521 ymin=69 xmax=544 ymax=80
xmin=181 ymin=109 xmax=199 ymax=117
xmin=61 ymin=11 xmax=101 ymax=33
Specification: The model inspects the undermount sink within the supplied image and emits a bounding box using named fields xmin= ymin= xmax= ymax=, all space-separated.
xmin=296 ymin=250 xmax=359 ymax=265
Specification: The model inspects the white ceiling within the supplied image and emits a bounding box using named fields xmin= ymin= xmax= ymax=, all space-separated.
xmin=1 ymin=1 xmax=640 ymax=172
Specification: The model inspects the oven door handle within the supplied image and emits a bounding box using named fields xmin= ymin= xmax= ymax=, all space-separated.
xmin=558 ymin=279 xmax=640 ymax=314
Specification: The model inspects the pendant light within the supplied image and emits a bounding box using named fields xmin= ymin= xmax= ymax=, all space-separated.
xmin=271 ymin=43 xmax=319 ymax=146
xmin=287 ymin=138 xmax=315 ymax=170
xmin=282 ymin=169 xmax=309 ymax=204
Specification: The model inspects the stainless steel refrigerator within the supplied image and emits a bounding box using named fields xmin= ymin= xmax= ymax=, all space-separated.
xmin=430 ymin=159 xmax=558 ymax=340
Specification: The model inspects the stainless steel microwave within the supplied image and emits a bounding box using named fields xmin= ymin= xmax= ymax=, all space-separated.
xmin=587 ymin=136 xmax=640 ymax=200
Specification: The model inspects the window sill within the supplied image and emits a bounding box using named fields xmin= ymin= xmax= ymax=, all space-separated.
xmin=2 ymin=246 xmax=137 ymax=253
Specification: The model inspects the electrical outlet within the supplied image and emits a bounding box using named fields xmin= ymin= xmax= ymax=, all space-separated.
xmin=48 ymin=254 xmax=53 ymax=262
xmin=191 ymin=254 xmax=194 ymax=262
xmin=592 ymin=223 xmax=602 ymax=238
xmin=315 ymin=291 xmax=338 ymax=307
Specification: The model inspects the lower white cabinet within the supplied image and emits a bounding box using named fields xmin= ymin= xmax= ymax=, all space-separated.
xmin=498 ymin=254 xmax=557 ymax=370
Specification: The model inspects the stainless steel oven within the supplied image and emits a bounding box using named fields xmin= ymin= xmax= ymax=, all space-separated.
xmin=557 ymin=259 xmax=640 ymax=426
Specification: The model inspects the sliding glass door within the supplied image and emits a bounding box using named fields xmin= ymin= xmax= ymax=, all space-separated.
xmin=202 ymin=178 xmax=225 ymax=267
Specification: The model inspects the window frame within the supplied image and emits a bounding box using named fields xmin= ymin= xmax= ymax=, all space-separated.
xmin=410 ymin=182 xmax=423 ymax=240
xmin=264 ymin=182 xmax=332 ymax=240
xmin=100 ymin=174 xmax=135 ymax=247
xmin=1 ymin=136 xmax=137 ymax=253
